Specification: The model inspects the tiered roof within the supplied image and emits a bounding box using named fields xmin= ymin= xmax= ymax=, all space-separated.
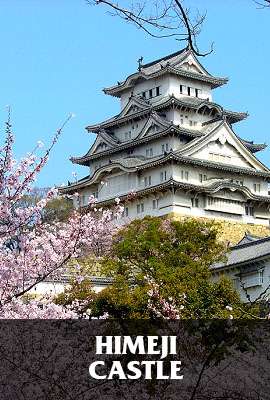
xmin=61 ymin=177 xmax=270 ymax=208
xmin=72 ymin=118 xmax=266 ymax=166
xmin=62 ymin=47 xmax=269 ymax=209
xmin=212 ymin=235 xmax=270 ymax=271
xmin=86 ymin=95 xmax=248 ymax=133
xmin=104 ymin=48 xmax=228 ymax=96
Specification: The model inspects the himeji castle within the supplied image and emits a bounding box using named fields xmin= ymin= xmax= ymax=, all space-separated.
xmin=62 ymin=46 xmax=270 ymax=226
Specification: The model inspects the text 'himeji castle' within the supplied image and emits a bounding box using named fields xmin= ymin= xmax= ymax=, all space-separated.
xmin=62 ymin=46 xmax=270 ymax=225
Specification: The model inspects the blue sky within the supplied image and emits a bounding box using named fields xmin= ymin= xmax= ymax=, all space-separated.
xmin=0 ymin=0 xmax=269 ymax=187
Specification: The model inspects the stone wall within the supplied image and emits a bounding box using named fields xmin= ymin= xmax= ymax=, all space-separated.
xmin=169 ymin=213 xmax=270 ymax=245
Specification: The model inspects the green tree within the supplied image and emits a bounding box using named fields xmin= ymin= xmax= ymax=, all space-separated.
xmin=56 ymin=216 xmax=243 ymax=319
xmin=42 ymin=196 xmax=73 ymax=223
xmin=18 ymin=192 xmax=73 ymax=223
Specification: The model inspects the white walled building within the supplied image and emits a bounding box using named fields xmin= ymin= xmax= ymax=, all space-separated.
xmin=212 ymin=233 xmax=270 ymax=303
xmin=61 ymin=47 xmax=270 ymax=225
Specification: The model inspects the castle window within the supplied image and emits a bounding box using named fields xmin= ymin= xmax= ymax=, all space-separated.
xmin=209 ymin=153 xmax=231 ymax=163
xmin=187 ymin=87 xmax=191 ymax=96
xmin=144 ymin=176 xmax=152 ymax=187
xmin=81 ymin=195 xmax=86 ymax=206
xmin=181 ymin=170 xmax=189 ymax=181
xmin=156 ymin=86 xmax=161 ymax=96
xmin=232 ymin=179 xmax=244 ymax=186
xmin=240 ymin=270 xmax=264 ymax=288
xmin=137 ymin=203 xmax=144 ymax=214
xmin=153 ymin=199 xmax=159 ymax=209
xmin=146 ymin=148 xmax=153 ymax=157
xmin=199 ymin=174 xmax=207 ymax=183
xmin=160 ymin=171 xmax=167 ymax=182
xmin=180 ymin=85 xmax=186 ymax=94
xmin=124 ymin=207 xmax=129 ymax=217
xmin=93 ymin=191 xmax=98 ymax=199
xmin=253 ymin=183 xmax=261 ymax=193
xmin=162 ymin=143 xmax=169 ymax=154
xmin=245 ymin=205 xmax=254 ymax=216
xmin=125 ymin=131 xmax=131 ymax=141
xmin=195 ymin=88 xmax=202 ymax=98
xmin=127 ymin=149 xmax=134 ymax=155
xmin=191 ymin=198 xmax=199 ymax=207
xmin=149 ymin=89 xmax=153 ymax=98
xmin=142 ymin=91 xmax=146 ymax=98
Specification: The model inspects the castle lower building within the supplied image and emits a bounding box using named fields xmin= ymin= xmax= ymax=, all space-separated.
xmin=61 ymin=47 xmax=270 ymax=226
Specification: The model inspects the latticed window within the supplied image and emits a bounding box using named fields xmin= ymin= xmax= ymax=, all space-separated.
xmin=161 ymin=143 xmax=169 ymax=154
xmin=137 ymin=203 xmax=144 ymax=214
xmin=181 ymin=170 xmax=189 ymax=181
xmin=191 ymin=198 xmax=199 ymax=207
xmin=240 ymin=270 xmax=264 ymax=288
xmin=245 ymin=205 xmax=254 ymax=216
xmin=160 ymin=171 xmax=167 ymax=182
xmin=199 ymin=174 xmax=207 ymax=183
xmin=146 ymin=148 xmax=153 ymax=157
xmin=253 ymin=183 xmax=261 ymax=193
xmin=124 ymin=207 xmax=129 ymax=217
xmin=144 ymin=176 xmax=152 ymax=187
xmin=152 ymin=199 xmax=159 ymax=209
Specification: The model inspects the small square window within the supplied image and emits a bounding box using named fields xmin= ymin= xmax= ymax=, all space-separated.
xmin=153 ymin=199 xmax=159 ymax=209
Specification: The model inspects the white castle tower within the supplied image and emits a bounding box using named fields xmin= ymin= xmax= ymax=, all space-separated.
xmin=61 ymin=47 xmax=270 ymax=226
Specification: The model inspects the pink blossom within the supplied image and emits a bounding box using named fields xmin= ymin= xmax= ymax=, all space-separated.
xmin=0 ymin=116 xmax=121 ymax=318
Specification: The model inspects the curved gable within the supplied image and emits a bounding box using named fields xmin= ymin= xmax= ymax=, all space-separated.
xmin=137 ymin=112 xmax=171 ymax=140
xmin=179 ymin=121 xmax=270 ymax=172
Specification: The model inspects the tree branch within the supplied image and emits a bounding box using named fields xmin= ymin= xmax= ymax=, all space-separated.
xmin=88 ymin=0 xmax=213 ymax=55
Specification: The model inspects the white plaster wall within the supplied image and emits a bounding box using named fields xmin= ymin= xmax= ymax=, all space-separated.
xmin=120 ymin=74 xmax=213 ymax=109
xmin=112 ymin=120 xmax=145 ymax=142
xmin=167 ymin=109 xmax=211 ymax=129
xmin=121 ymin=191 xmax=173 ymax=222
xmin=168 ymin=75 xmax=212 ymax=101
xmin=212 ymin=261 xmax=270 ymax=303
xmin=29 ymin=280 xmax=110 ymax=297
xmin=121 ymin=75 xmax=169 ymax=108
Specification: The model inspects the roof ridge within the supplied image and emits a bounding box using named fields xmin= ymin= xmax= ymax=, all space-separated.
xmin=141 ymin=48 xmax=187 ymax=69
xmin=231 ymin=235 xmax=270 ymax=250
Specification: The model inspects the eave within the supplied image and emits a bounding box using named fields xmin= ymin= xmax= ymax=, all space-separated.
xmin=103 ymin=66 xmax=228 ymax=97
xmin=86 ymin=96 xmax=247 ymax=133
xmin=172 ymin=153 xmax=270 ymax=178
xmin=212 ymin=236 xmax=270 ymax=271
xmin=240 ymin=140 xmax=267 ymax=154
xmin=71 ymin=125 xmax=203 ymax=166
xmin=82 ymin=178 xmax=270 ymax=208
xmin=61 ymin=152 xmax=270 ymax=195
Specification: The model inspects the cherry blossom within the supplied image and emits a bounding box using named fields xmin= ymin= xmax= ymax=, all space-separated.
xmin=0 ymin=113 xmax=122 ymax=318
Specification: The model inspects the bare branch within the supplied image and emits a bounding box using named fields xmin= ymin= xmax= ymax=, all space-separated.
xmin=254 ymin=0 xmax=270 ymax=8
xmin=88 ymin=0 xmax=213 ymax=56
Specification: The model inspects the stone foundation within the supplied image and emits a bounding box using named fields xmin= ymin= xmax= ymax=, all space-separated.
xmin=169 ymin=213 xmax=270 ymax=245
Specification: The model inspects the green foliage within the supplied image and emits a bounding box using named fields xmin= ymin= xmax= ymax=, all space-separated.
xmin=19 ymin=193 xmax=73 ymax=223
xmin=56 ymin=216 xmax=247 ymax=319
xmin=95 ymin=217 xmax=241 ymax=318
xmin=42 ymin=197 xmax=73 ymax=223
xmin=56 ymin=278 xmax=97 ymax=317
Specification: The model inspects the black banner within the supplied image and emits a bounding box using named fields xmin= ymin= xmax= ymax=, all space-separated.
xmin=0 ymin=320 xmax=269 ymax=399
